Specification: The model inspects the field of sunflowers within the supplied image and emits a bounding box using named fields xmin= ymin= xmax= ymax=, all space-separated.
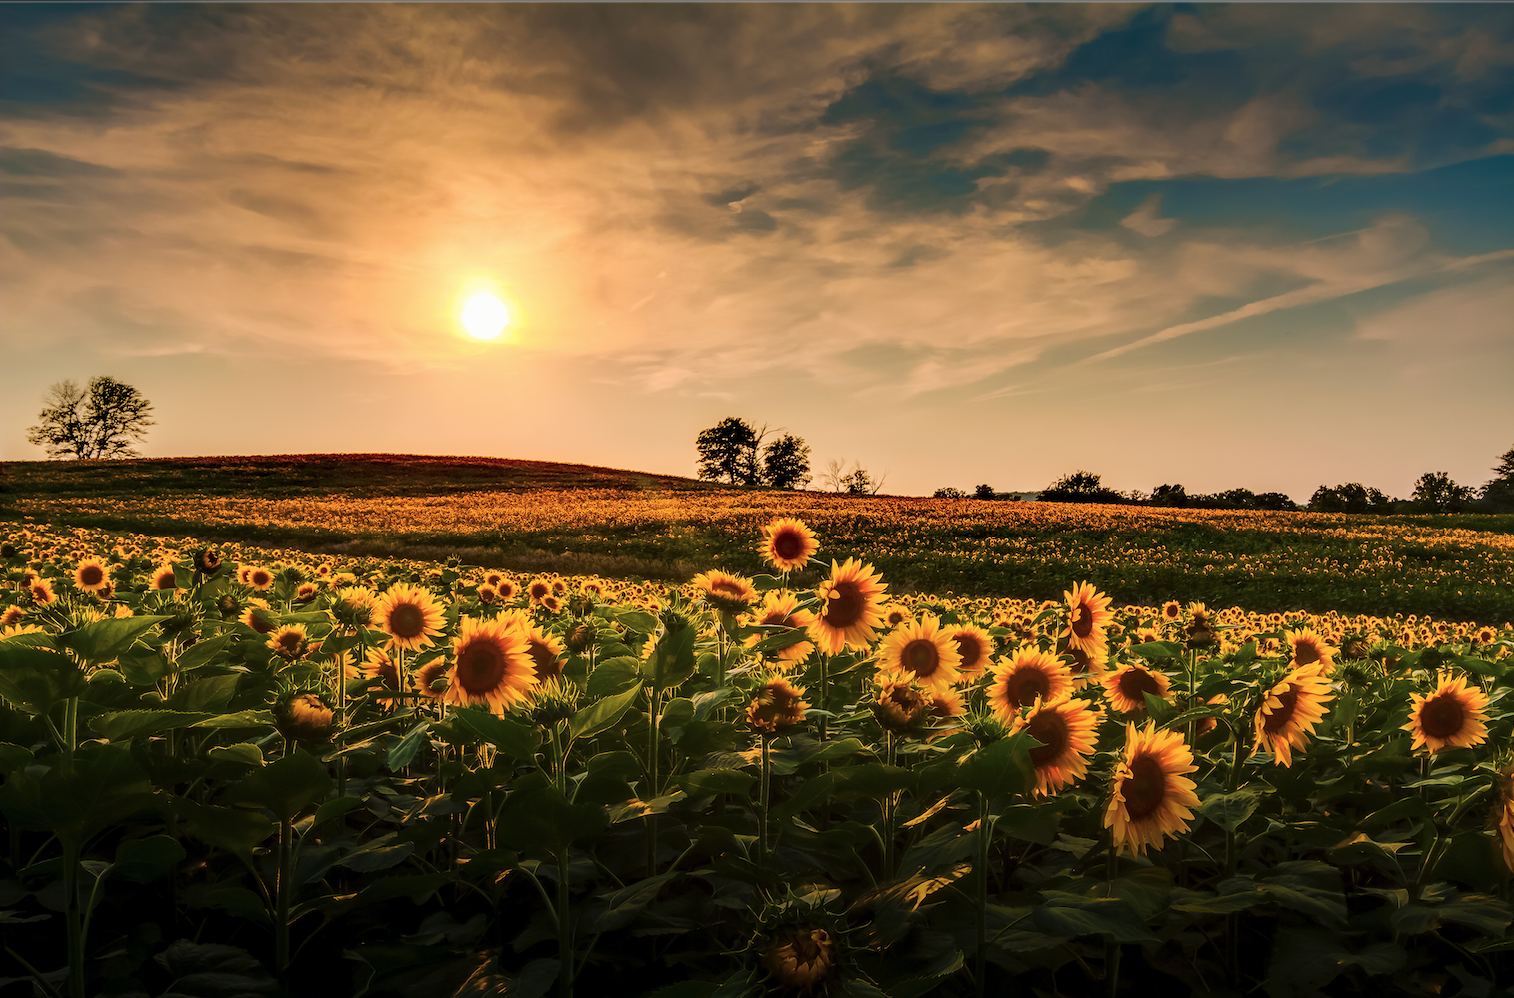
xmin=2 ymin=513 xmax=1513 ymax=998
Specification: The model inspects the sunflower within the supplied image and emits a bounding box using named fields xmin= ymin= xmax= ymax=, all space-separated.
xmin=1253 ymin=662 xmax=1334 ymax=767
xmin=541 ymin=594 xmax=563 ymax=615
xmin=987 ymin=649 xmax=1074 ymax=723
xmin=477 ymin=584 xmax=499 ymax=606
xmin=0 ymin=606 xmax=25 ymax=628
xmin=1184 ymin=602 xmax=1217 ymax=648
xmin=1496 ymin=765 xmax=1514 ymax=874
xmin=332 ymin=587 xmax=378 ymax=628
xmin=1403 ymin=671 xmax=1490 ymax=754
xmin=443 ymin=616 xmax=537 ymax=714
xmin=526 ymin=577 xmax=553 ymax=604
xmin=356 ymin=647 xmax=402 ymax=705
xmin=1101 ymin=662 xmax=1172 ymax=715
xmin=758 ymin=517 xmax=820 ymax=574
xmin=266 ymin=624 xmax=311 ymax=661
xmin=246 ymin=566 xmax=275 ymax=592
xmin=413 ymin=658 xmax=449 ymax=699
xmin=747 ymin=676 xmax=809 ymax=736
xmin=691 ymin=570 xmax=757 ymax=614
xmin=872 ymin=679 xmax=930 ymax=733
xmin=1011 ymin=696 xmax=1101 ymax=797
xmin=928 ymin=687 xmax=966 ymax=722
xmin=28 ymin=578 xmax=56 ymax=605
xmin=946 ymin=624 xmax=994 ymax=681
xmin=374 ymin=583 xmax=446 ymax=651
xmin=1063 ymin=581 xmax=1114 ymax=658
xmin=1104 ymin=720 xmax=1201 ymax=857
xmin=808 ymin=558 xmax=888 ymax=655
xmin=193 ymin=548 xmax=223 ymax=574
xmin=278 ymin=691 xmax=334 ymax=743
xmin=761 ymin=927 xmax=836 ymax=991
xmin=1472 ymin=626 xmax=1497 ymax=647
xmin=877 ymin=614 xmax=962 ymax=693
xmin=239 ymin=600 xmax=276 ymax=635
xmin=74 ymin=560 xmax=109 ymax=594
xmin=1062 ymin=645 xmax=1108 ymax=688
xmin=523 ymin=625 xmax=567 ymax=687
xmin=293 ymin=582 xmax=319 ymax=604
xmin=881 ymin=604 xmax=911 ymax=629
xmin=483 ymin=570 xmax=505 ymax=588
xmin=1161 ymin=601 xmax=1182 ymax=623
xmin=1284 ymin=627 xmax=1335 ymax=670
xmin=497 ymin=579 xmax=519 ymax=601
xmin=149 ymin=564 xmax=177 ymax=591
xmin=742 ymin=591 xmax=816 ymax=667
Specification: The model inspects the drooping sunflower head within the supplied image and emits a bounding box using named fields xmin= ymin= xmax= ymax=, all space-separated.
xmin=877 ymin=613 xmax=962 ymax=693
xmin=1184 ymin=602 xmax=1218 ymax=648
xmin=808 ymin=558 xmax=888 ymax=655
xmin=374 ymin=583 xmax=446 ymax=651
xmin=193 ymin=547 xmax=223 ymax=575
xmin=1011 ymin=696 xmax=1102 ymax=797
xmin=278 ymin=690 xmax=335 ymax=744
xmin=1062 ymin=581 xmax=1114 ymax=656
xmin=691 ymin=569 xmax=757 ymax=615
xmin=761 ymin=927 xmax=837 ymax=993
xmin=332 ymin=587 xmax=378 ymax=628
xmin=240 ymin=600 xmax=277 ymax=635
xmin=987 ymin=649 xmax=1074 ymax=724
xmin=565 ymin=621 xmax=597 ymax=655
xmin=871 ymin=679 xmax=930 ymax=734
xmin=1103 ymin=720 xmax=1200 ymax=857
xmin=1404 ymin=670 xmax=1490 ymax=755
xmin=74 ymin=560 xmax=109 ymax=594
xmin=530 ymin=678 xmax=580 ymax=728
xmin=1100 ymin=662 xmax=1172 ymax=716
xmin=758 ymin=517 xmax=819 ymax=573
xmin=444 ymin=615 xmax=537 ymax=715
xmin=747 ymin=676 xmax=809 ymax=736
xmin=413 ymin=658 xmax=450 ymax=700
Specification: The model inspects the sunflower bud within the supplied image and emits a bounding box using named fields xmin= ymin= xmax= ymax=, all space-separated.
xmin=0 ymin=543 xmax=16 ymax=559
xmin=278 ymin=691 xmax=334 ymax=743
xmin=193 ymin=547 xmax=223 ymax=574
xmin=530 ymin=681 xmax=579 ymax=728
xmin=216 ymin=594 xmax=241 ymax=620
xmin=871 ymin=680 xmax=928 ymax=734
xmin=160 ymin=608 xmax=200 ymax=641
xmin=565 ymin=622 xmax=596 ymax=655
xmin=761 ymin=928 xmax=836 ymax=991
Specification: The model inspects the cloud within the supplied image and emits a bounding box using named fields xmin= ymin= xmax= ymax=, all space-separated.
xmin=1119 ymin=193 xmax=1174 ymax=237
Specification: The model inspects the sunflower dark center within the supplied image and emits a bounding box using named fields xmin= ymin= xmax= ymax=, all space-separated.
xmin=456 ymin=638 xmax=508 ymax=694
xmin=1293 ymin=641 xmax=1320 ymax=666
xmin=252 ymin=572 xmax=271 ymax=587
xmin=1420 ymin=693 xmax=1465 ymax=740
xmin=528 ymin=640 xmax=562 ymax=682
xmin=903 ymin=639 xmax=939 ymax=677
xmin=1008 ymin=667 xmax=1050 ymax=707
xmin=1117 ymin=668 xmax=1161 ymax=707
xmin=772 ymin=529 xmax=804 ymax=561
xmin=1124 ymin=754 xmax=1168 ymax=821
xmin=531 ymin=584 xmax=549 ymax=598
xmin=1027 ymin=710 xmax=1069 ymax=766
xmin=389 ymin=603 xmax=426 ymax=638
xmin=1067 ymin=647 xmax=1091 ymax=674
xmin=155 ymin=573 xmax=176 ymax=590
xmin=1262 ymin=686 xmax=1301 ymax=734
xmin=278 ymin=632 xmax=302 ymax=651
xmin=1070 ymin=605 xmax=1094 ymax=639
xmin=953 ymin=635 xmax=983 ymax=671
xmin=823 ymin=582 xmax=864 ymax=629
xmin=79 ymin=565 xmax=104 ymax=586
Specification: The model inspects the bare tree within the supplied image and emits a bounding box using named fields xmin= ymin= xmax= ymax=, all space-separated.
xmin=819 ymin=458 xmax=886 ymax=494
xmin=26 ymin=376 xmax=155 ymax=459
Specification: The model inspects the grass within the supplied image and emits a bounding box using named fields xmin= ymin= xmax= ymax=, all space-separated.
xmin=3 ymin=453 xmax=1512 ymax=621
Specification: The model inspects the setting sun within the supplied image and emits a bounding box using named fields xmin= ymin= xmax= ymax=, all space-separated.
xmin=461 ymin=292 xmax=510 ymax=340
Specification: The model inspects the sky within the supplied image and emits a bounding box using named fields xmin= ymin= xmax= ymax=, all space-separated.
xmin=2 ymin=2 xmax=1511 ymax=502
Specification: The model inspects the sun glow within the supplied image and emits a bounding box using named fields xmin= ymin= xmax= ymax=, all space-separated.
xmin=461 ymin=292 xmax=510 ymax=340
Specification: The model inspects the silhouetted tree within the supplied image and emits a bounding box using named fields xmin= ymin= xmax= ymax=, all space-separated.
xmin=1480 ymin=444 xmax=1514 ymax=511
xmin=26 ymin=376 xmax=155 ymax=460
xmin=1040 ymin=470 xmax=1126 ymax=504
xmin=934 ymin=486 xmax=967 ymax=498
xmin=973 ymin=484 xmax=995 ymax=500
xmin=1411 ymin=472 xmax=1473 ymax=513
xmin=761 ymin=434 xmax=812 ymax=490
xmin=1150 ymin=484 xmax=1187 ymax=507
xmin=695 ymin=417 xmax=761 ymax=485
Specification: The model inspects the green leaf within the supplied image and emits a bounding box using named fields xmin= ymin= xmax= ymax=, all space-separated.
xmin=676 ymin=768 xmax=755 ymax=798
xmin=747 ymin=628 xmax=811 ymax=654
xmin=1169 ymin=886 xmax=1266 ymax=915
xmin=613 ymin=610 xmax=660 ymax=635
xmin=341 ymin=832 xmax=416 ymax=872
xmin=451 ymin=707 xmax=535 ymax=760
xmin=170 ymin=673 xmax=241 ymax=712
xmin=1436 ymin=893 xmax=1513 ymax=937
xmin=0 ymin=742 xmax=35 ymax=776
xmin=957 ymin=729 xmax=1038 ymax=801
xmin=174 ymin=633 xmax=235 ymax=672
xmin=65 ymin=615 xmax=171 ymax=665
xmin=112 ymin=834 xmax=186 ymax=883
xmin=208 ymin=743 xmax=265 ymax=769
xmin=586 ymin=656 xmax=642 ymax=697
xmin=494 ymin=775 xmax=609 ymax=857
xmin=645 ymin=624 xmax=696 ymax=690
xmin=1033 ymin=893 xmax=1157 ymax=943
xmin=0 ymin=643 xmax=80 ymax=713
xmin=178 ymin=800 xmax=276 ymax=859
xmin=1131 ymin=641 xmax=1183 ymax=660
xmin=226 ymin=748 xmax=333 ymax=822
xmin=0 ymin=741 xmax=159 ymax=845
xmin=191 ymin=709 xmax=277 ymax=731
xmin=313 ymin=795 xmax=365 ymax=827
xmin=387 ymin=721 xmax=432 ymax=770
xmin=91 ymin=709 xmax=216 ymax=741
xmin=1359 ymin=795 xmax=1435 ymax=828
xmin=570 ymin=684 xmax=642 ymax=740
xmin=802 ymin=737 xmax=872 ymax=768
xmin=1198 ymin=789 xmax=1260 ymax=833
xmin=1142 ymin=691 xmax=1178 ymax=726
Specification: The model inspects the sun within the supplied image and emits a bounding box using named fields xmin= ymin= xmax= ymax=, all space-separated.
xmin=461 ymin=292 xmax=510 ymax=340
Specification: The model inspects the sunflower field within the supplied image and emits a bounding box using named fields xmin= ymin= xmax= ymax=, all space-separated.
xmin=1 ymin=518 xmax=1513 ymax=998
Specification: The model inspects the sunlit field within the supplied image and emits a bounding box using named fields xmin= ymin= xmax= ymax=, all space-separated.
xmin=2 ymin=506 xmax=1512 ymax=997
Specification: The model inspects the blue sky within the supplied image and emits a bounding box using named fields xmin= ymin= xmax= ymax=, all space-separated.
xmin=2 ymin=3 xmax=1511 ymax=500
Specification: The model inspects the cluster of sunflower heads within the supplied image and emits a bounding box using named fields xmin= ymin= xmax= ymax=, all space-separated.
xmin=277 ymin=687 xmax=336 ymax=745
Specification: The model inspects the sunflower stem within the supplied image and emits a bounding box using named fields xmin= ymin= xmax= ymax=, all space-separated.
xmin=1105 ymin=831 xmax=1120 ymax=997
xmin=883 ymin=730 xmax=897 ymax=879
xmin=818 ymin=654 xmax=830 ymax=742
xmin=974 ymin=790 xmax=990 ymax=998
xmin=759 ymin=735 xmax=772 ymax=874
xmin=275 ymin=817 xmax=292 ymax=994
xmin=64 ymin=840 xmax=83 ymax=998
xmin=557 ymin=846 xmax=573 ymax=998
xmin=646 ymin=685 xmax=660 ymax=875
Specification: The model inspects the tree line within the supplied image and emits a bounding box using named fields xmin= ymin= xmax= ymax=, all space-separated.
xmin=935 ymin=446 xmax=1514 ymax=514
xmin=693 ymin=417 xmax=887 ymax=493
